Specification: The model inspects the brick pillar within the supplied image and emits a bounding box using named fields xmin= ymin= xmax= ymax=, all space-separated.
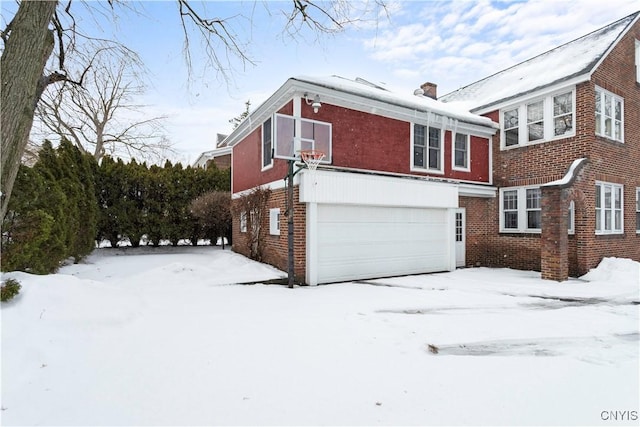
xmin=541 ymin=186 xmax=568 ymax=281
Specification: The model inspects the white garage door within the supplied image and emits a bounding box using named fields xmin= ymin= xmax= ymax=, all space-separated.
xmin=316 ymin=204 xmax=451 ymax=284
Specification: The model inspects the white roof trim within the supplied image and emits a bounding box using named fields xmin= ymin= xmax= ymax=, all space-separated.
xmin=225 ymin=76 xmax=498 ymax=149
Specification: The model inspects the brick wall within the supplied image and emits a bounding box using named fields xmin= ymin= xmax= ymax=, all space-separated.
xmin=232 ymin=186 xmax=307 ymax=283
xmin=479 ymin=19 xmax=640 ymax=277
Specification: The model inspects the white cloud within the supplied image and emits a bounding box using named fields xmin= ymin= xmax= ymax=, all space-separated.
xmin=358 ymin=0 xmax=639 ymax=94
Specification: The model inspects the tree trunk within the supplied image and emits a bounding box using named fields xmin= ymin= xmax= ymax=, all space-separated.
xmin=1 ymin=0 xmax=58 ymax=221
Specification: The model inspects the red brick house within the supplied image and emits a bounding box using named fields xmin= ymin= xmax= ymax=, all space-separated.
xmin=440 ymin=10 xmax=640 ymax=280
xmin=228 ymin=11 xmax=639 ymax=284
xmin=193 ymin=134 xmax=231 ymax=170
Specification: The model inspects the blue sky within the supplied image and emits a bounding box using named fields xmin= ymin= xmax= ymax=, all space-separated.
xmin=3 ymin=0 xmax=639 ymax=164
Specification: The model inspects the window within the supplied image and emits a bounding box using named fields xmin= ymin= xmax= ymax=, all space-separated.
xmin=262 ymin=118 xmax=273 ymax=169
xmin=240 ymin=211 xmax=247 ymax=233
xmin=526 ymin=188 xmax=541 ymax=229
xmin=500 ymin=186 xmax=542 ymax=232
xmin=504 ymin=108 xmax=519 ymax=147
xmin=553 ymin=92 xmax=574 ymax=136
xmin=269 ymin=208 xmax=280 ymax=236
xmin=527 ymin=101 xmax=544 ymax=142
xmin=595 ymin=87 xmax=623 ymax=142
xmin=500 ymin=90 xmax=574 ymax=148
xmin=568 ymin=200 xmax=575 ymax=235
xmin=595 ymin=182 xmax=623 ymax=234
xmin=503 ymin=190 xmax=519 ymax=230
xmin=453 ymin=133 xmax=469 ymax=170
xmin=412 ymin=124 xmax=443 ymax=173
xmin=636 ymin=188 xmax=640 ymax=233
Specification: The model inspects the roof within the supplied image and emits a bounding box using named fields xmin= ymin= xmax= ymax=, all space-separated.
xmin=224 ymin=75 xmax=498 ymax=149
xmin=439 ymin=11 xmax=640 ymax=112
xmin=292 ymin=75 xmax=497 ymax=128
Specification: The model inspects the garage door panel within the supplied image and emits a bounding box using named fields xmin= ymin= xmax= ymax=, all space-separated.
xmin=316 ymin=204 xmax=450 ymax=283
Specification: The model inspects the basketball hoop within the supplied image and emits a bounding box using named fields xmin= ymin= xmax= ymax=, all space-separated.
xmin=299 ymin=149 xmax=325 ymax=171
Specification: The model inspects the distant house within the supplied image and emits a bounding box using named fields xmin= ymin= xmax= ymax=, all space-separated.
xmin=226 ymin=11 xmax=639 ymax=284
xmin=193 ymin=133 xmax=230 ymax=169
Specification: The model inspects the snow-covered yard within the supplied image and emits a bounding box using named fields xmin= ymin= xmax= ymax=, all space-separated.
xmin=1 ymin=247 xmax=638 ymax=426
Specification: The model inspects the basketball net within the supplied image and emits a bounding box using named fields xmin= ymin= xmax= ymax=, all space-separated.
xmin=299 ymin=149 xmax=325 ymax=171
xmin=299 ymin=149 xmax=325 ymax=196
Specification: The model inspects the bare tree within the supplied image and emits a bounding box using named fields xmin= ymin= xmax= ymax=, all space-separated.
xmin=35 ymin=52 xmax=173 ymax=163
xmin=1 ymin=0 xmax=387 ymax=221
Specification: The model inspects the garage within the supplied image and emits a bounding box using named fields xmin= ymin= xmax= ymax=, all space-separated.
xmin=301 ymin=169 xmax=459 ymax=285
xmin=315 ymin=204 xmax=451 ymax=284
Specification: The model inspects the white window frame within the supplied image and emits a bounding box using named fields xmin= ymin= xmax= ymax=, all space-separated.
xmin=499 ymin=186 xmax=542 ymax=233
xmin=452 ymin=132 xmax=470 ymax=171
xmin=635 ymin=39 xmax=640 ymax=83
xmin=269 ymin=208 xmax=280 ymax=236
xmin=240 ymin=211 xmax=247 ymax=233
xmin=635 ymin=187 xmax=640 ymax=233
xmin=595 ymin=182 xmax=624 ymax=235
xmin=411 ymin=124 xmax=444 ymax=174
xmin=262 ymin=118 xmax=273 ymax=171
xmin=595 ymin=86 xmax=624 ymax=143
xmin=568 ymin=200 xmax=575 ymax=235
xmin=500 ymin=89 xmax=575 ymax=149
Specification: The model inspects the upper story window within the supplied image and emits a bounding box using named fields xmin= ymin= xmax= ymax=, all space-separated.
xmin=499 ymin=186 xmax=541 ymax=233
xmin=500 ymin=89 xmax=575 ymax=149
xmin=595 ymin=182 xmax=623 ymax=234
xmin=453 ymin=133 xmax=470 ymax=171
xmin=412 ymin=124 xmax=443 ymax=173
xmin=595 ymin=87 xmax=623 ymax=142
xmin=262 ymin=118 xmax=273 ymax=169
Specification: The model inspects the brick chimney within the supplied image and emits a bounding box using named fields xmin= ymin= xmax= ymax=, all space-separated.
xmin=420 ymin=82 xmax=437 ymax=99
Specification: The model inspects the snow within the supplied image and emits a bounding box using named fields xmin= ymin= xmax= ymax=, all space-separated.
xmin=542 ymin=157 xmax=587 ymax=187
xmin=1 ymin=248 xmax=638 ymax=426
xmin=294 ymin=75 xmax=498 ymax=129
xmin=440 ymin=13 xmax=638 ymax=111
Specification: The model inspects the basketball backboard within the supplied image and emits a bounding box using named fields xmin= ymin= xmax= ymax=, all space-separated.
xmin=273 ymin=114 xmax=331 ymax=162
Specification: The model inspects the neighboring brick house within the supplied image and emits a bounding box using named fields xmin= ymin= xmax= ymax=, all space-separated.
xmin=440 ymin=10 xmax=640 ymax=280
xmin=227 ymin=11 xmax=639 ymax=284
xmin=193 ymin=133 xmax=231 ymax=169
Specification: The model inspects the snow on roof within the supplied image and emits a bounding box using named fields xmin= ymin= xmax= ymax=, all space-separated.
xmin=439 ymin=12 xmax=639 ymax=111
xmin=542 ymin=158 xmax=587 ymax=187
xmin=292 ymin=75 xmax=497 ymax=129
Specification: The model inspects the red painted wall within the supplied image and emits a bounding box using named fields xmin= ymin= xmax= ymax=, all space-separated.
xmin=233 ymin=99 xmax=492 ymax=193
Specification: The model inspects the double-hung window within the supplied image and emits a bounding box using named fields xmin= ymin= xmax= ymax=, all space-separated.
xmin=500 ymin=186 xmax=542 ymax=233
xmin=412 ymin=124 xmax=443 ymax=173
xmin=595 ymin=87 xmax=623 ymax=142
xmin=262 ymin=118 xmax=273 ymax=169
xmin=501 ymin=89 xmax=574 ymax=148
xmin=526 ymin=188 xmax=542 ymax=229
xmin=595 ymin=182 xmax=623 ymax=234
xmin=503 ymin=108 xmax=519 ymax=147
xmin=453 ymin=133 xmax=470 ymax=170
xmin=527 ymin=101 xmax=544 ymax=142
